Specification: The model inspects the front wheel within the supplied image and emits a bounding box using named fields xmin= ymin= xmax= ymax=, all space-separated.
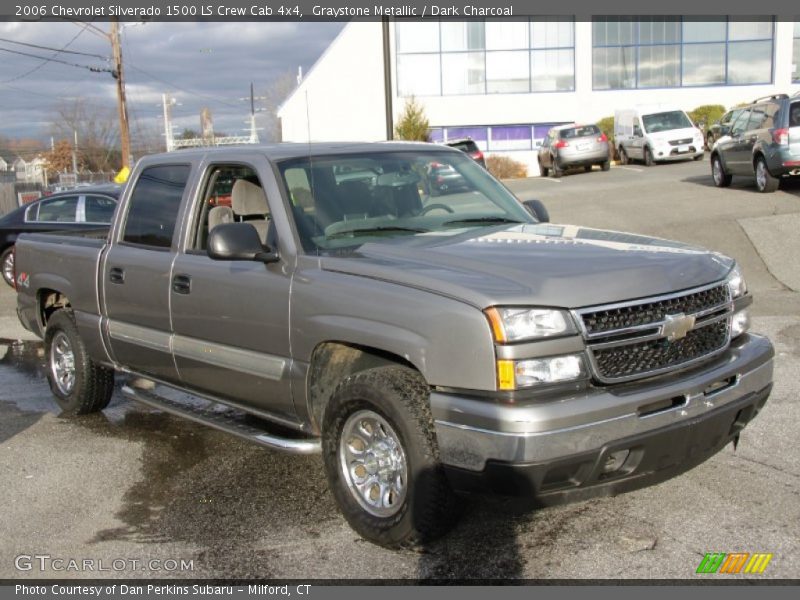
xmin=755 ymin=157 xmax=779 ymax=193
xmin=643 ymin=146 xmax=654 ymax=167
xmin=45 ymin=309 xmax=114 ymax=416
xmin=322 ymin=366 xmax=458 ymax=548
xmin=712 ymin=155 xmax=732 ymax=188
xmin=619 ymin=147 xmax=629 ymax=165
xmin=1 ymin=246 xmax=14 ymax=287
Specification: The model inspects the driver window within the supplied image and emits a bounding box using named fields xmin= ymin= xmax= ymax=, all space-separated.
xmin=633 ymin=123 xmax=642 ymax=137
xmin=193 ymin=164 xmax=270 ymax=250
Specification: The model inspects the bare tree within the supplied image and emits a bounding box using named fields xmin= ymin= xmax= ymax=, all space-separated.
xmin=49 ymin=98 xmax=119 ymax=172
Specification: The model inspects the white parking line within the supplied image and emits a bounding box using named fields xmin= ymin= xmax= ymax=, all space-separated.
xmin=536 ymin=177 xmax=562 ymax=183
xmin=614 ymin=165 xmax=644 ymax=172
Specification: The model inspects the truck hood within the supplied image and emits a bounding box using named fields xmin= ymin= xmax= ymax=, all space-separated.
xmin=319 ymin=224 xmax=734 ymax=309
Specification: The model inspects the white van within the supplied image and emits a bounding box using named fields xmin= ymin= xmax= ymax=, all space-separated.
xmin=614 ymin=105 xmax=704 ymax=165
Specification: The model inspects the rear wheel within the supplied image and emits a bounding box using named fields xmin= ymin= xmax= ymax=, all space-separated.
xmin=644 ymin=146 xmax=654 ymax=167
xmin=711 ymin=155 xmax=732 ymax=188
xmin=1 ymin=246 xmax=14 ymax=288
xmin=551 ymin=156 xmax=563 ymax=178
xmin=601 ymin=160 xmax=611 ymax=172
xmin=755 ymin=157 xmax=779 ymax=193
xmin=693 ymin=153 xmax=704 ymax=161
xmin=584 ymin=165 xmax=593 ymax=172
xmin=45 ymin=309 xmax=114 ymax=416
xmin=619 ymin=147 xmax=629 ymax=165
xmin=538 ymin=160 xmax=548 ymax=178
xmin=322 ymin=366 xmax=458 ymax=548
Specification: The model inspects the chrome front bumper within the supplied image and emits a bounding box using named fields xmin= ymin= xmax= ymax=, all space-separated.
xmin=432 ymin=333 xmax=773 ymax=472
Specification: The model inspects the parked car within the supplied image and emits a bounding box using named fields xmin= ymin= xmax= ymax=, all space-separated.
xmin=426 ymin=161 xmax=471 ymax=194
xmin=615 ymin=105 xmax=704 ymax=165
xmin=0 ymin=184 xmax=121 ymax=287
xmin=445 ymin=138 xmax=486 ymax=168
xmin=706 ymin=107 xmax=747 ymax=149
xmin=710 ymin=93 xmax=800 ymax=193
xmin=15 ymin=143 xmax=771 ymax=548
xmin=538 ymin=123 xmax=610 ymax=177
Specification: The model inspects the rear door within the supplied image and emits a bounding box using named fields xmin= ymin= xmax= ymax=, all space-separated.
xmin=720 ymin=109 xmax=751 ymax=174
xmin=101 ymin=164 xmax=191 ymax=383
xmin=788 ymin=100 xmax=800 ymax=158
xmin=741 ymin=104 xmax=769 ymax=173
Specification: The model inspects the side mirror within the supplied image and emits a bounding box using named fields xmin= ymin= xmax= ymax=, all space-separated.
xmin=522 ymin=199 xmax=550 ymax=223
xmin=207 ymin=222 xmax=279 ymax=263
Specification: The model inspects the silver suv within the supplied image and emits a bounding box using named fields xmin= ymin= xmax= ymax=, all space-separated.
xmin=538 ymin=124 xmax=611 ymax=177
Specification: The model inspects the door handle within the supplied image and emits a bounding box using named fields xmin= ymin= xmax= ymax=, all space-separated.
xmin=172 ymin=274 xmax=191 ymax=295
xmin=109 ymin=267 xmax=125 ymax=284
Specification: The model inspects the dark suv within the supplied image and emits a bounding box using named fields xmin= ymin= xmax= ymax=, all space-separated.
xmin=706 ymin=107 xmax=747 ymax=149
xmin=710 ymin=93 xmax=800 ymax=193
xmin=445 ymin=138 xmax=486 ymax=168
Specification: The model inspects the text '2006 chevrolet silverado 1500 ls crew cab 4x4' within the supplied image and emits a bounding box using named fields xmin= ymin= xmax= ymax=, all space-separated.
xmin=14 ymin=143 xmax=773 ymax=548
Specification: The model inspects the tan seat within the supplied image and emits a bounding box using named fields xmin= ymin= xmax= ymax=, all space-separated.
xmin=208 ymin=205 xmax=234 ymax=231
xmin=231 ymin=179 xmax=269 ymax=243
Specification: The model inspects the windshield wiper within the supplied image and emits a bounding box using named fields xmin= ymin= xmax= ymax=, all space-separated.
xmin=443 ymin=216 xmax=526 ymax=227
xmin=326 ymin=226 xmax=429 ymax=239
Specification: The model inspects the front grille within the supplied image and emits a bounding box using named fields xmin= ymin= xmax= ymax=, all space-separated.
xmin=578 ymin=284 xmax=732 ymax=383
xmin=592 ymin=320 xmax=729 ymax=380
xmin=669 ymin=138 xmax=693 ymax=146
xmin=582 ymin=284 xmax=729 ymax=335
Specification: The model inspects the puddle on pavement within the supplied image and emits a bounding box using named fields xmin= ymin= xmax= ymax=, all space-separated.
xmin=0 ymin=338 xmax=46 ymax=378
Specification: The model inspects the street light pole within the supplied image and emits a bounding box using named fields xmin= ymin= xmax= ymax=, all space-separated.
xmin=110 ymin=18 xmax=132 ymax=168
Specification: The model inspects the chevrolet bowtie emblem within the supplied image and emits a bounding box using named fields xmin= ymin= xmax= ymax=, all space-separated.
xmin=660 ymin=313 xmax=696 ymax=342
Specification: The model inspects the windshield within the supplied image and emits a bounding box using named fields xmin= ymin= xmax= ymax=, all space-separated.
xmin=277 ymin=150 xmax=534 ymax=253
xmin=642 ymin=111 xmax=693 ymax=133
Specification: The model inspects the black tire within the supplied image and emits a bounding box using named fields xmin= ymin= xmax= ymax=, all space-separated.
xmin=1 ymin=246 xmax=14 ymax=288
xmin=755 ymin=156 xmax=779 ymax=193
xmin=693 ymin=153 xmax=704 ymax=161
xmin=538 ymin=160 xmax=548 ymax=178
xmin=601 ymin=160 xmax=611 ymax=172
xmin=711 ymin=155 xmax=732 ymax=188
xmin=322 ymin=366 xmax=458 ymax=548
xmin=44 ymin=309 xmax=114 ymax=416
xmin=619 ymin=147 xmax=629 ymax=165
xmin=551 ymin=156 xmax=563 ymax=178
xmin=643 ymin=146 xmax=654 ymax=167
xmin=584 ymin=165 xmax=593 ymax=172
xmin=706 ymin=133 xmax=715 ymax=150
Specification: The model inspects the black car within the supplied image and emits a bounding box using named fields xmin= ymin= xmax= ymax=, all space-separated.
xmin=706 ymin=107 xmax=747 ymax=149
xmin=445 ymin=138 xmax=487 ymax=168
xmin=0 ymin=184 xmax=121 ymax=287
xmin=710 ymin=93 xmax=800 ymax=193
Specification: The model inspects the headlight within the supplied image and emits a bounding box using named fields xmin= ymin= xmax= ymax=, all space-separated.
xmin=726 ymin=264 xmax=747 ymax=299
xmin=497 ymin=354 xmax=586 ymax=390
xmin=485 ymin=307 xmax=577 ymax=343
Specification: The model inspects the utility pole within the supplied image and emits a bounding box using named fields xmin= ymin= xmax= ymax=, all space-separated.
xmin=72 ymin=129 xmax=78 ymax=175
xmin=162 ymin=93 xmax=175 ymax=152
xmin=110 ymin=18 xmax=132 ymax=168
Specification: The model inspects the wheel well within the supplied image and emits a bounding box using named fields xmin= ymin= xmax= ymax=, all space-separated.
xmin=753 ymin=152 xmax=766 ymax=168
xmin=306 ymin=341 xmax=420 ymax=434
xmin=38 ymin=289 xmax=70 ymax=328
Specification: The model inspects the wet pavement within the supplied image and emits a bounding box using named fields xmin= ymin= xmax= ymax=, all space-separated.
xmin=1 ymin=161 xmax=799 ymax=580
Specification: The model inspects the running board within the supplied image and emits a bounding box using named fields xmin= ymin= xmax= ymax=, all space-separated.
xmin=121 ymin=384 xmax=321 ymax=455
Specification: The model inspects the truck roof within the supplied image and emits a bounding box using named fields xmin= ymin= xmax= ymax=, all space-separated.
xmin=139 ymin=141 xmax=451 ymax=164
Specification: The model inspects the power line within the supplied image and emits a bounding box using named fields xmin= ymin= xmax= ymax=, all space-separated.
xmin=0 ymin=46 xmax=113 ymax=74
xmin=0 ymin=36 xmax=107 ymax=60
xmin=0 ymin=27 xmax=88 ymax=84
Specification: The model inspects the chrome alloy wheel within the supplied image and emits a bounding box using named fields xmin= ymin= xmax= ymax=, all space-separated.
xmin=1 ymin=250 xmax=13 ymax=286
xmin=756 ymin=160 xmax=768 ymax=191
xmin=50 ymin=331 xmax=76 ymax=395
xmin=339 ymin=409 xmax=408 ymax=517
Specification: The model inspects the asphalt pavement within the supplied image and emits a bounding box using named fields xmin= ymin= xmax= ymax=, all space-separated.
xmin=1 ymin=159 xmax=798 ymax=580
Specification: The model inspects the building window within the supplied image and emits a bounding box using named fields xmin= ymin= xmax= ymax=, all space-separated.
xmin=592 ymin=17 xmax=774 ymax=90
xmin=396 ymin=18 xmax=575 ymax=97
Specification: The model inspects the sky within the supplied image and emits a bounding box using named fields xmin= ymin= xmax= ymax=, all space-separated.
xmin=0 ymin=21 xmax=344 ymax=149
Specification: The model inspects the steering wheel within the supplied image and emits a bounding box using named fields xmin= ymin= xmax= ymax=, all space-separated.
xmin=420 ymin=203 xmax=455 ymax=215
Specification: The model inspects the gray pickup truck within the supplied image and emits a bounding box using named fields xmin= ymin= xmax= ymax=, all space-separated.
xmin=14 ymin=142 xmax=773 ymax=548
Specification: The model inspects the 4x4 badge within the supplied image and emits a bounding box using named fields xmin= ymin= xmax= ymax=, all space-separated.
xmin=660 ymin=313 xmax=696 ymax=342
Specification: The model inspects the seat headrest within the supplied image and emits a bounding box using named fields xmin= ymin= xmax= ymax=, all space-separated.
xmin=232 ymin=179 xmax=268 ymax=216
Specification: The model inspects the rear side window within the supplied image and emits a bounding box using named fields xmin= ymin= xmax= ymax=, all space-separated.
xmin=561 ymin=125 xmax=600 ymax=139
xmin=83 ymin=195 xmax=117 ymax=223
xmin=790 ymin=102 xmax=800 ymax=128
xmin=37 ymin=196 xmax=79 ymax=222
xmin=123 ymin=165 xmax=190 ymax=248
xmin=746 ymin=105 xmax=769 ymax=131
xmin=449 ymin=140 xmax=478 ymax=153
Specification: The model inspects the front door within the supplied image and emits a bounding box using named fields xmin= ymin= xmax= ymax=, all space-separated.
xmin=169 ymin=159 xmax=297 ymax=424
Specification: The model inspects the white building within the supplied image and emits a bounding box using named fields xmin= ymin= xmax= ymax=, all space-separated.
xmin=278 ymin=18 xmax=800 ymax=174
